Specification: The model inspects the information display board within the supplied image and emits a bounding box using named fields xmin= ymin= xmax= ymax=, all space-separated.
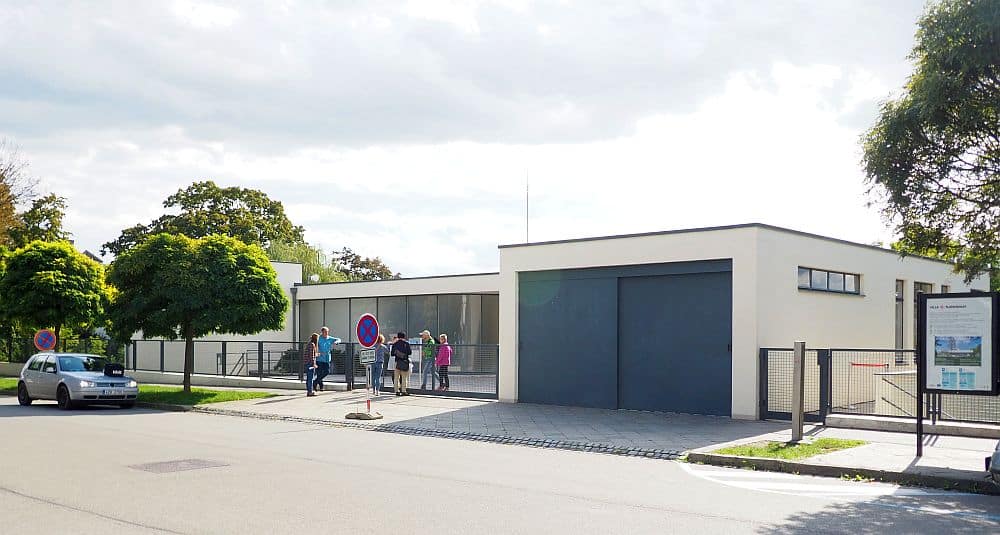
xmin=920 ymin=292 xmax=999 ymax=395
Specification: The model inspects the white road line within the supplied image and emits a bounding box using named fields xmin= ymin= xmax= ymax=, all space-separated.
xmin=679 ymin=463 xmax=960 ymax=498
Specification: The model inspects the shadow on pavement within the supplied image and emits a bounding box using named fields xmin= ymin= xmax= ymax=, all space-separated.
xmin=761 ymin=493 xmax=1000 ymax=534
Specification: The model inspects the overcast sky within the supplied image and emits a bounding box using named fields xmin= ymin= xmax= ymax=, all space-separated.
xmin=1 ymin=0 xmax=926 ymax=276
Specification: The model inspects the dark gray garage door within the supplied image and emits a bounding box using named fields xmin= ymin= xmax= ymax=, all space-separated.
xmin=517 ymin=260 xmax=732 ymax=414
xmin=618 ymin=272 xmax=732 ymax=415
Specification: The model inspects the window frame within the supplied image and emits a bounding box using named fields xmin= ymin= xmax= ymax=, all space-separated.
xmin=797 ymin=266 xmax=862 ymax=295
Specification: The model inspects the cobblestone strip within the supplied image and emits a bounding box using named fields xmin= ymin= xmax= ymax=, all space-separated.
xmin=191 ymin=406 xmax=684 ymax=460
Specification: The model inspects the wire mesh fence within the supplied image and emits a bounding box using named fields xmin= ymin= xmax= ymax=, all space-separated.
xmin=127 ymin=339 xmax=500 ymax=399
xmin=761 ymin=347 xmax=999 ymax=425
xmin=0 ymin=337 xmax=125 ymax=363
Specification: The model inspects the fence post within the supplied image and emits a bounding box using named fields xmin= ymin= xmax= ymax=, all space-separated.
xmin=221 ymin=341 xmax=227 ymax=377
xmin=159 ymin=340 xmax=165 ymax=373
xmin=791 ymin=341 xmax=806 ymax=442
xmin=132 ymin=340 xmax=138 ymax=371
xmin=258 ymin=341 xmax=264 ymax=380
xmin=345 ymin=343 xmax=354 ymax=391
xmin=818 ymin=349 xmax=831 ymax=421
xmin=758 ymin=348 xmax=768 ymax=419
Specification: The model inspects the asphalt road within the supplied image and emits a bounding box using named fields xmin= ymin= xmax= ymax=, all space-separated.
xmin=2 ymin=397 xmax=998 ymax=534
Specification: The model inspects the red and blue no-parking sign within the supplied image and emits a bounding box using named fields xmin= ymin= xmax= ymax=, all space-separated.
xmin=33 ymin=329 xmax=57 ymax=352
xmin=355 ymin=314 xmax=380 ymax=349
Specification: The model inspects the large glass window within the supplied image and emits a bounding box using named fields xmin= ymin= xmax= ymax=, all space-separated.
xmin=895 ymin=280 xmax=904 ymax=350
xmin=914 ymin=282 xmax=933 ymax=349
xmin=439 ymin=294 xmax=482 ymax=345
xmin=377 ymin=296 xmax=407 ymax=340
xmin=481 ymin=294 xmax=499 ymax=344
xmin=299 ymin=300 xmax=324 ymax=342
xmin=407 ymin=295 xmax=438 ymax=340
xmin=324 ymin=299 xmax=350 ymax=342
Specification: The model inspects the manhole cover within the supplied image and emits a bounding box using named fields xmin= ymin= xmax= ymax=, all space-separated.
xmin=129 ymin=459 xmax=228 ymax=473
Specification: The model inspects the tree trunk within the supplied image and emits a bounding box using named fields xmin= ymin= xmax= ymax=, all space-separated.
xmin=183 ymin=323 xmax=195 ymax=393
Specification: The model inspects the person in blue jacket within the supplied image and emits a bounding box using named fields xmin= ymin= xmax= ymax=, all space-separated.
xmin=314 ymin=326 xmax=340 ymax=392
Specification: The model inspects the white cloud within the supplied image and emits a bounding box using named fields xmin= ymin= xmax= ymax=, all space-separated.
xmin=171 ymin=1 xmax=240 ymax=29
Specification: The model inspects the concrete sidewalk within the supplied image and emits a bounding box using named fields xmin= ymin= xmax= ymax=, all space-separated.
xmin=199 ymin=389 xmax=999 ymax=492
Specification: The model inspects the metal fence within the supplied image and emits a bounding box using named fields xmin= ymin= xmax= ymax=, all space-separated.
xmin=127 ymin=339 xmax=499 ymax=399
xmin=760 ymin=347 xmax=1000 ymax=425
xmin=0 ymin=337 xmax=125 ymax=363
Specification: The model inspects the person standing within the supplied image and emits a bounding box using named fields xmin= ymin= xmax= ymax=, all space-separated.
xmin=435 ymin=333 xmax=452 ymax=391
xmin=303 ymin=333 xmax=319 ymax=397
xmin=419 ymin=329 xmax=438 ymax=390
xmin=372 ymin=333 xmax=388 ymax=395
xmin=385 ymin=334 xmax=397 ymax=392
xmin=391 ymin=332 xmax=412 ymax=396
xmin=315 ymin=326 xmax=340 ymax=392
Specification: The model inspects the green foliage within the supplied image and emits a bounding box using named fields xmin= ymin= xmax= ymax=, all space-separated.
xmin=0 ymin=138 xmax=37 ymax=247
xmin=107 ymin=234 xmax=288 ymax=391
xmin=891 ymin=226 xmax=999 ymax=290
xmin=333 ymin=247 xmax=399 ymax=281
xmin=102 ymin=181 xmax=305 ymax=256
xmin=266 ymin=240 xmax=347 ymax=283
xmin=713 ymin=438 xmax=868 ymax=460
xmin=0 ymin=241 xmax=107 ymax=338
xmin=137 ymin=385 xmax=275 ymax=405
xmin=862 ymin=0 xmax=1000 ymax=283
xmin=7 ymin=194 xmax=70 ymax=248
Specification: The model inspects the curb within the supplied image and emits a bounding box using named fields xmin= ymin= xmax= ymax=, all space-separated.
xmin=187 ymin=405 xmax=685 ymax=460
xmin=685 ymin=452 xmax=1000 ymax=496
xmin=135 ymin=402 xmax=194 ymax=412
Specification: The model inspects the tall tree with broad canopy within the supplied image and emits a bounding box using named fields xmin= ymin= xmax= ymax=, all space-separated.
xmin=7 ymin=194 xmax=71 ymax=248
xmin=102 ymin=181 xmax=305 ymax=256
xmin=862 ymin=0 xmax=1000 ymax=283
xmin=0 ymin=139 xmax=38 ymax=247
xmin=0 ymin=241 xmax=106 ymax=339
xmin=332 ymin=247 xmax=399 ymax=281
xmin=107 ymin=234 xmax=288 ymax=392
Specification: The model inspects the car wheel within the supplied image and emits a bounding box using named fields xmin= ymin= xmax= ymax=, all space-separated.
xmin=119 ymin=402 xmax=135 ymax=409
xmin=56 ymin=385 xmax=74 ymax=410
xmin=17 ymin=382 xmax=32 ymax=406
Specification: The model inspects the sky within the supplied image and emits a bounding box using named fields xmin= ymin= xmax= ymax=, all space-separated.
xmin=0 ymin=0 xmax=927 ymax=277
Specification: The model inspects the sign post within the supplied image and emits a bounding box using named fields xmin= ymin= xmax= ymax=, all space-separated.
xmin=33 ymin=329 xmax=57 ymax=352
xmin=916 ymin=292 xmax=1000 ymax=457
xmin=355 ymin=313 xmax=380 ymax=413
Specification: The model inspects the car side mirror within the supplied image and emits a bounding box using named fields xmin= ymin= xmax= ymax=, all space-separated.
xmin=46 ymin=369 xmax=56 ymax=374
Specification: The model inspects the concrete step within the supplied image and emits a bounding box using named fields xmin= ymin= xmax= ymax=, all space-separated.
xmin=826 ymin=413 xmax=1000 ymax=439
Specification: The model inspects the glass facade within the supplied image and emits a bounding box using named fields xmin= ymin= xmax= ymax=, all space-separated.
xmin=298 ymin=294 xmax=499 ymax=345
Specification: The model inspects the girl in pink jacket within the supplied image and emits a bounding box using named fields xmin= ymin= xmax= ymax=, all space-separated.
xmin=435 ymin=334 xmax=452 ymax=391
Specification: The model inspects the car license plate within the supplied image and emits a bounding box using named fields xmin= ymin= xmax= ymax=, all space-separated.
xmin=102 ymin=388 xmax=124 ymax=395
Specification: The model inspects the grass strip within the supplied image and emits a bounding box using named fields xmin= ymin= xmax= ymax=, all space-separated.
xmin=0 ymin=377 xmax=16 ymax=394
xmin=713 ymin=438 xmax=867 ymax=460
xmin=138 ymin=385 xmax=275 ymax=406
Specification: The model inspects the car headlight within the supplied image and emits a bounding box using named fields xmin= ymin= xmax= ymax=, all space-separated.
xmin=127 ymin=380 xmax=137 ymax=388
xmin=79 ymin=380 xmax=96 ymax=387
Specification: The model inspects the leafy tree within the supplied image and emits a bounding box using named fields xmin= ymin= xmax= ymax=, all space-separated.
xmin=107 ymin=234 xmax=288 ymax=392
xmin=103 ymin=181 xmax=305 ymax=256
xmin=8 ymin=194 xmax=70 ymax=248
xmin=332 ymin=247 xmax=399 ymax=281
xmin=891 ymin=226 xmax=999 ymax=291
xmin=862 ymin=0 xmax=1000 ymax=283
xmin=0 ymin=139 xmax=37 ymax=246
xmin=0 ymin=241 xmax=107 ymax=339
xmin=265 ymin=240 xmax=347 ymax=283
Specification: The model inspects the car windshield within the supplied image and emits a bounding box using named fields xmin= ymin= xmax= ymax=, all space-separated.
xmin=58 ymin=356 xmax=107 ymax=372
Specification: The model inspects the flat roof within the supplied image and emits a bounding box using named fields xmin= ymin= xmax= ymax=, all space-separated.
xmin=498 ymin=223 xmax=955 ymax=266
xmin=294 ymin=271 xmax=500 ymax=288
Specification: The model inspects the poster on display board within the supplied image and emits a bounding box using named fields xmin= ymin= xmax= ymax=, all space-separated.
xmin=920 ymin=292 xmax=999 ymax=395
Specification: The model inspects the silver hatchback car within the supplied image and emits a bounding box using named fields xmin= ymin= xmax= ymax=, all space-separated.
xmin=17 ymin=353 xmax=139 ymax=409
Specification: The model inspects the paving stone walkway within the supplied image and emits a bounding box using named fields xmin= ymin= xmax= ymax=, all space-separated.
xmin=210 ymin=390 xmax=790 ymax=453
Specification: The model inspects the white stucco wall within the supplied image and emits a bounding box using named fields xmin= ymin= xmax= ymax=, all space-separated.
xmin=499 ymin=226 xmax=760 ymax=418
xmin=754 ymin=227 xmax=987 ymax=350
xmin=497 ymin=224 xmax=988 ymax=420
xmin=294 ymin=273 xmax=500 ymax=300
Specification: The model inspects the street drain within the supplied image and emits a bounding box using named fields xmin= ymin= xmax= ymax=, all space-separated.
xmin=129 ymin=459 xmax=228 ymax=473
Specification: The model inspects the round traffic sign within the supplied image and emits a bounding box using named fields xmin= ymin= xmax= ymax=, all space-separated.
xmin=34 ymin=329 xmax=57 ymax=352
xmin=356 ymin=314 xmax=380 ymax=349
